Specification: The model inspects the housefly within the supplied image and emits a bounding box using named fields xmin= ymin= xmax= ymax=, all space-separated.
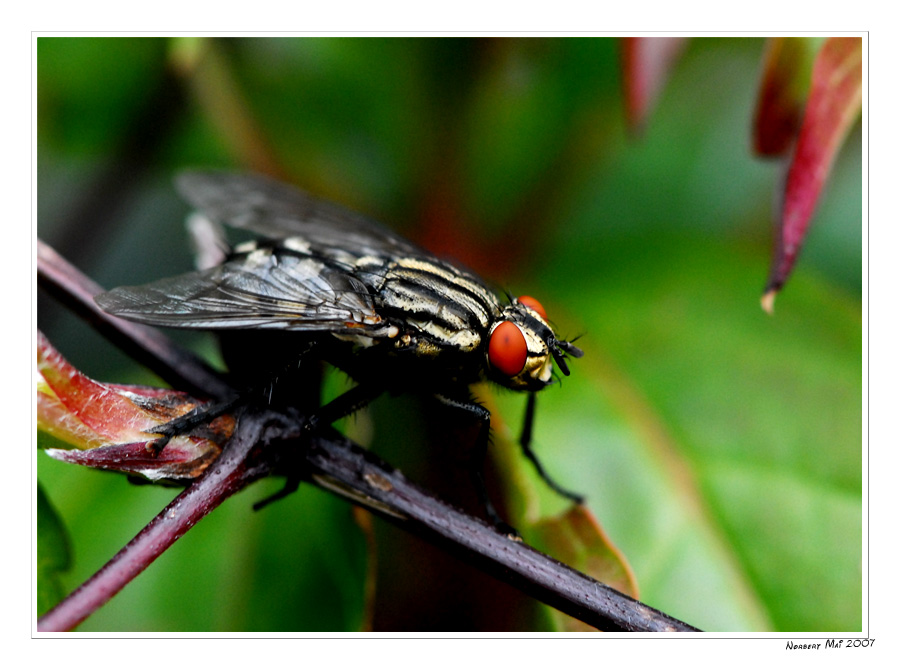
xmin=96 ymin=172 xmax=584 ymax=530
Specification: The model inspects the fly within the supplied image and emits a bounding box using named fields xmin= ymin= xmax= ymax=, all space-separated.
xmin=96 ymin=171 xmax=584 ymax=532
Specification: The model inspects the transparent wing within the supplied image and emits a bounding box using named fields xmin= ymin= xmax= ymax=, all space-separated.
xmin=95 ymin=250 xmax=384 ymax=333
xmin=175 ymin=171 xmax=426 ymax=260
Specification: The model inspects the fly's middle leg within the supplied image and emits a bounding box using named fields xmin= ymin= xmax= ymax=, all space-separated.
xmin=253 ymin=382 xmax=384 ymax=510
xmin=433 ymin=393 xmax=518 ymax=537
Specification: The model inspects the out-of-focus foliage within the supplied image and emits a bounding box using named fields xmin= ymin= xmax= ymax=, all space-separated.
xmin=37 ymin=36 xmax=862 ymax=632
xmin=37 ymin=484 xmax=72 ymax=616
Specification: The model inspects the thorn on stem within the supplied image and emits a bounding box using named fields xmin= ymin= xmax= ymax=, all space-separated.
xmin=760 ymin=290 xmax=776 ymax=315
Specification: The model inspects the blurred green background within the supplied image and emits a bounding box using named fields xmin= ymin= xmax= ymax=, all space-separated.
xmin=36 ymin=36 xmax=861 ymax=632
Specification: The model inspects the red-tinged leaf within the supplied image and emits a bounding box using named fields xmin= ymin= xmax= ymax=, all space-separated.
xmin=752 ymin=37 xmax=820 ymax=157
xmin=38 ymin=331 xmax=155 ymax=444
xmin=38 ymin=376 xmax=111 ymax=450
xmin=530 ymin=505 xmax=639 ymax=631
xmin=45 ymin=440 xmax=219 ymax=480
xmin=763 ymin=37 xmax=862 ymax=309
xmin=621 ymin=37 xmax=688 ymax=134
xmin=37 ymin=331 xmax=232 ymax=480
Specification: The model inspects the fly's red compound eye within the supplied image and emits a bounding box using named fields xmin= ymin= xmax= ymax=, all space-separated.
xmin=518 ymin=295 xmax=547 ymax=321
xmin=488 ymin=321 xmax=528 ymax=376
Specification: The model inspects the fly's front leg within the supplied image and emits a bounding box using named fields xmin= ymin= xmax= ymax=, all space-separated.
xmin=520 ymin=392 xmax=584 ymax=505
xmin=434 ymin=393 xmax=517 ymax=537
xmin=146 ymin=396 xmax=242 ymax=455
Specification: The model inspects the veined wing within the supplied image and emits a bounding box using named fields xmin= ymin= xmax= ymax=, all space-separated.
xmin=95 ymin=245 xmax=387 ymax=333
xmin=176 ymin=171 xmax=426 ymax=261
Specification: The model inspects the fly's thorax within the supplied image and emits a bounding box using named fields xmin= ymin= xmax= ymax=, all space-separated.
xmin=372 ymin=256 xmax=500 ymax=356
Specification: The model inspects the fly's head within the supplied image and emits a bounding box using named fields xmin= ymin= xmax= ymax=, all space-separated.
xmin=486 ymin=296 xmax=583 ymax=392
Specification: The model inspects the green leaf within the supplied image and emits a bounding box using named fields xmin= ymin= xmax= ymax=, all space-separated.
xmin=495 ymin=231 xmax=861 ymax=632
xmin=37 ymin=484 xmax=73 ymax=616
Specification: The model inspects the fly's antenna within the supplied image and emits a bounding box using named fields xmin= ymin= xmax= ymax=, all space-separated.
xmin=558 ymin=339 xmax=584 ymax=359
xmin=549 ymin=341 xmax=570 ymax=376
xmin=549 ymin=338 xmax=584 ymax=377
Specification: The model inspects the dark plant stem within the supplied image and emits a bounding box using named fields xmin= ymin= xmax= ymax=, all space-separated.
xmin=36 ymin=241 xmax=701 ymax=633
